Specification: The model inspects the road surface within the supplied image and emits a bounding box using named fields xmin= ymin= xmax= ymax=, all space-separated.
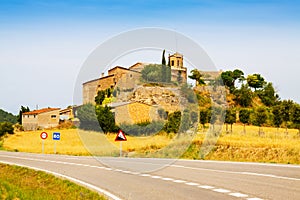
xmin=0 ymin=151 xmax=299 ymax=200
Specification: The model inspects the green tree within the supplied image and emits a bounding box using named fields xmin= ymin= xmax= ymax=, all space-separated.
xmin=77 ymin=104 xmax=100 ymax=131
xmin=291 ymin=104 xmax=300 ymax=135
xmin=0 ymin=122 xmax=14 ymax=137
xmin=95 ymin=90 xmax=106 ymax=105
xmin=96 ymin=105 xmax=118 ymax=133
xmin=257 ymin=82 xmax=278 ymax=106
xmin=246 ymin=74 xmax=266 ymax=91
xmin=17 ymin=106 xmax=30 ymax=124
xmin=199 ymin=108 xmax=210 ymax=129
xmin=190 ymin=111 xmax=198 ymax=124
xmin=253 ymin=107 xmax=268 ymax=136
xmin=179 ymin=110 xmax=190 ymax=133
xmin=233 ymin=84 xmax=253 ymax=107
xmin=220 ymin=69 xmax=244 ymax=92
xmin=280 ymin=100 xmax=294 ymax=134
xmin=161 ymin=50 xmax=167 ymax=82
xmin=239 ymin=108 xmax=251 ymax=134
xmin=225 ymin=108 xmax=236 ymax=133
xmin=164 ymin=111 xmax=181 ymax=133
xmin=141 ymin=64 xmax=162 ymax=82
xmin=272 ymin=105 xmax=283 ymax=131
xmin=188 ymin=69 xmax=205 ymax=85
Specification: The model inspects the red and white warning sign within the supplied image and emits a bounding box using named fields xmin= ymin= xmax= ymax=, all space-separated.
xmin=115 ymin=130 xmax=127 ymax=141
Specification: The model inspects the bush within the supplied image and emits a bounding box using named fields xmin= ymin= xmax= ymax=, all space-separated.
xmin=0 ymin=122 xmax=14 ymax=137
xmin=120 ymin=121 xmax=164 ymax=136
xmin=77 ymin=104 xmax=101 ymax=131
xmin=164 ymin=111 xmax=181 ymax=133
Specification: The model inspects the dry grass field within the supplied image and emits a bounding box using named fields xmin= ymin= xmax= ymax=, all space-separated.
xmin=2 ymin=124 xmax=300 ymax=164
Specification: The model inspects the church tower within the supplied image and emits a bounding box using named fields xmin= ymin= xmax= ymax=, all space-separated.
xmin=168 ymin=52 xmax=183 ymax=69
xmin=168 ymin=52 xmax=187 ymax=83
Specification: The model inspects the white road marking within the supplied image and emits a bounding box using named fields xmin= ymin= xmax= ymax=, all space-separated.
xmin=151 ymin=175 xmax=161 ymax=179
xmin=213 ymin=188 xmax=231 ymax=193
xmin=162 ymin=177 xmax=174 ymax=181
xmin=140 ymin=174 xmax=151 ymax=177
xmin=199 ymin=185 xmax=215 ymax=189
xmin=173 ymin=179 xmax=186 ymax=183
xmin=185 ymin=182 xmax=199 ymax=186
xmin=0 ymin=160 xmax=122 ymax=200
xmin=229 ymin=193 xmax=248 ymax=198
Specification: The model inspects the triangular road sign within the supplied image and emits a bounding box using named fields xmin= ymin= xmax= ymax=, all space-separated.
xmin=115 ymin=130 xmax=127 ymax=141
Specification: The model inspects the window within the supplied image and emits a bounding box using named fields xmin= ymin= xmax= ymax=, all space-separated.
xmin=51 ymin=115 xmax=56 ymax=118
xmin=177 ymin=60 xmax=180 ymax=67
xmin=171 ymin=60 xmax=174 ymax=66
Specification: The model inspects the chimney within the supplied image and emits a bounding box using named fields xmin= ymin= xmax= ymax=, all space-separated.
xmin=101 ymin=73 xmax=104 ymax=77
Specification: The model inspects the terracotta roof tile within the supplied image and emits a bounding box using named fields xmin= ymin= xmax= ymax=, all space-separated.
xmin=22 ymin=108 xmax=60 ymax=115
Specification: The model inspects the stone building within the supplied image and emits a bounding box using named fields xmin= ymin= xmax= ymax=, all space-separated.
xmin=82 ymin=52 xmax=187 ymax=104
xmin=168 ymin=52 xmax=187 ymax=83
xmin=22 ymin=108 xmax=60 ymax=131
xmin=82 ymin=63 xmax=144 ymax=104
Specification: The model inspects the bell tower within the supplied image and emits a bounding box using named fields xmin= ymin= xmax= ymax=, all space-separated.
xmin=168 ymin=52 xmax=183 ymax=69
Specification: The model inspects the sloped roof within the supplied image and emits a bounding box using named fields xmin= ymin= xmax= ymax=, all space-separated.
xmin=23 ymin=108 xmax=60 ymax=115
xmin=169 ymin=52 xmax=183 ymax=58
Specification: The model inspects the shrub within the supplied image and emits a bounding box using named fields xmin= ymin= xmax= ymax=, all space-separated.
xmin=0 ymin=122 xmax=14 ymax=137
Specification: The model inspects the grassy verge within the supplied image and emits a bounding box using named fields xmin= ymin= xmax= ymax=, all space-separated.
xmin=0 ymin=163 xmax=106 ymax=200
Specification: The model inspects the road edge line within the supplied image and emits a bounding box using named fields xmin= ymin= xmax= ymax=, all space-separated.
xmin=0 ymin=160 xmax=122 ymax=200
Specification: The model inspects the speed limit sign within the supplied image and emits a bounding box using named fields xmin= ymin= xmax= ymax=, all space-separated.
xmin=40 ymin=132 xmax=48 ymax=140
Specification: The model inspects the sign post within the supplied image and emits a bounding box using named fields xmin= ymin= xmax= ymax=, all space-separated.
xmin=52 ymin=132 xmax=60 ymax=154
xmin=115 ymin=130 xmax=127 ymax=157
xmin=40 ymin=132 xmax=48 ymax=154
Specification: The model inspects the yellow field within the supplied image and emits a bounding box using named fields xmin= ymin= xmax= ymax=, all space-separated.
xmin=2 ymin=124 xmax=300 ymax=164
xmin=2 ymin=129 xmax=172 ymax=156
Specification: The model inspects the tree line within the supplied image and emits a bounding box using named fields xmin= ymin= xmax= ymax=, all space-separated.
xmin=190 ymin=68 xmax=300 ymax=134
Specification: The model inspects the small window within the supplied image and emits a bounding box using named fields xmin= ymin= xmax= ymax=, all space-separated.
xmin=34 ymin=115 xmax=36 ymax=118
xmin=171 ymin=60 xmax=174 ymax=66
xmin=51 ymin=115 xmax=56 ymax=118
xmin=177 ymin=60 xmax=180 ymax=66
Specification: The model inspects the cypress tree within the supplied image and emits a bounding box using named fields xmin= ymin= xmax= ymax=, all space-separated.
xmin=161 ymin=50 xmax=166 ymax=82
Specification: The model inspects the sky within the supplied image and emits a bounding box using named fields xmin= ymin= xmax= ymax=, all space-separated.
xmin=0 ymin=0 xmax=300 ymax=114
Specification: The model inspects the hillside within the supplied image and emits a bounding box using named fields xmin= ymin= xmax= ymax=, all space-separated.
xmin=0 ymin=108 xmax=17 ymax=123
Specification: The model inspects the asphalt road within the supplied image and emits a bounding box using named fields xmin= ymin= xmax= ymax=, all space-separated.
xmin=0 ymin=151 xmax=299 ymax=200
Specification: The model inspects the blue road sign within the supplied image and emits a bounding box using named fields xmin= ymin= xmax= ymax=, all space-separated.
xmin=53 ymin=132 xmax=60 ymax=140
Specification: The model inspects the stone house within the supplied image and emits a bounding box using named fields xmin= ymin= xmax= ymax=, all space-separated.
xmin=82 ymin=63 xmax=144 ymax=104
xmin=59 ymin=107 xmax=74 ymax=120
xmin=22 ymin=108 xmax=60 ymax=131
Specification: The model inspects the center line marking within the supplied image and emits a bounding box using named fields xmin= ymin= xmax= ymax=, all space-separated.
xmin=213 ymin=188 xmax=231 ymax=193
xmin=229 ymin=193 xmax=248 ymax=198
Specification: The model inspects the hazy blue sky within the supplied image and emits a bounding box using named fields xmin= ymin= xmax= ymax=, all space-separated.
xmin=1 ymin=0 xmax=300 ymax=114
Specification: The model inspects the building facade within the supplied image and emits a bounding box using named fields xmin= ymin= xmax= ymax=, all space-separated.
xmin=82 ymin=53 xmax=187 ymax=104
xmin=22 ymin=108 xmax=60 ymax=131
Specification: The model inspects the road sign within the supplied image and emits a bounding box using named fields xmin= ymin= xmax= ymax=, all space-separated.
xmin=40 ymin=132 xmax=48 ymax=140
xmin=53 ymin=132 xmax=60 ymax=140
xmin=115 ymin=130 xmax=127 ymax=141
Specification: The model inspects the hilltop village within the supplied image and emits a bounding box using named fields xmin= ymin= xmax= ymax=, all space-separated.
xmin=82 ymin=52 xmax=188 ymax=104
